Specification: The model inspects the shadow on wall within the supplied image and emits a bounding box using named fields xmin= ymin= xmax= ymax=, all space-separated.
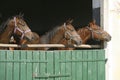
xmin=93 ymin=8 xmax=100 ymax=26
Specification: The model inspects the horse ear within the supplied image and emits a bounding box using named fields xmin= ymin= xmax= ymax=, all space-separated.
xmin=65 ymin=18 xmax=73 ymax=25
xmin=90 ymin=19 xmax=96 ymax=24
xmin=21 ymin=13 xmax=24 ymax=17
xmin=19 ymin=12 xmax=24 ymax=17
xmin=88 ymin=19 xmax=96 ymax=26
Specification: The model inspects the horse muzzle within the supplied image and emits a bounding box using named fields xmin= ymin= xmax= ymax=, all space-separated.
xmin=76 ymin=40 xmax=82 ymax=45
xmin=105 ymin=35 xmax=111 ymax=42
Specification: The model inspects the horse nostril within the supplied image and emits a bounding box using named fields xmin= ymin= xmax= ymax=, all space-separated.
xmin=76 ymin=40 xmax=82 ymax=45
xmin=32 ymin=37 xmax=34 ymax=40
xmin=104 ymin=35 xmax=111 ymax=42
xmin=80 ymin=40 xmax=82 ymax=44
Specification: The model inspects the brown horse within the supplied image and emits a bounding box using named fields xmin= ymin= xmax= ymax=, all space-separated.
xmin=40 ymin=20 xmax=82 ymax=50
xmin=0 ymin=15 xmax=37 ymax=50
xmin=58 ymin=20 xmax=111 ymax=50
xmin=77 ymin=20 xmax=111 ymax=43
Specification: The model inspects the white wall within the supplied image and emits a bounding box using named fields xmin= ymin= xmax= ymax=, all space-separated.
xmin=103 ymin=0 xmax=120 ymax=80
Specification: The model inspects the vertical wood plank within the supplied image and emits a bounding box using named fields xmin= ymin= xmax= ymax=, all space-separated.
xmin=87 ymin=50 xmax=93 ymax=80
xmin=82 ymin=50 xmax=88 ymax=80
xmin=54 ymin=50 xmax=60 ymax=80
xmin=76 ymin=50 xmax=83 ymax=80
xmin=92 ymin=50 xmax=98 ymax=80
xmin=0 ymin=50 xmax=6 ymax=80
xmin=6 ymin=51 xmax=13 ymax=80
xmin=97 ymin=50 xmax=105 ymax=80
xmin=71 ymin=51 xmax=76 ymax=80
xmin=32 ymin=51 xmax=40 ymax=80
xmin=26 ymin=51 xmax=33 ymax=80
xmin=60 ymin=51 xmax=66 ymax=80
xmin=65 ymin=51 xmax=72 ymax=80
xmin=46 ymin=51 xmax=54 ymax=80
xmin=20 ymin=50 xmax=27 ymax=80
xmin=40 ymin=51 xmax=46 ymax=80
xmin=13 ymin=50 xmax=20 ymax=80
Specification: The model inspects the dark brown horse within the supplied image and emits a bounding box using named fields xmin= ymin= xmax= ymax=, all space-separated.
xmin=58 ymin=20 xmax=111 ymax=50
xmin=0 ymin=15 xmax=37 ymax=50
xmin=40 ymin=20 xmax=82 ymax=50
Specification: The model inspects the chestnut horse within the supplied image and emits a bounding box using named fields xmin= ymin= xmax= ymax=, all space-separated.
xmin=77 ymin=20 xmax=111 ymax=44
xmin=0 ymin=15 xmax=38 ymax=50
xmin=40 ymin=20 xmax=82 ymax=50
xmin=58 ymin=20 xmax=111 ymax=50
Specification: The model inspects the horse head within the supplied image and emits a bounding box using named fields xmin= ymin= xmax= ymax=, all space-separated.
xmin=9 ymin=15 xmax=34 ymax=45
xmin=87 ymin=20 xmax=111 ymax=42
xmin=63 ymin=19 xmax=82 ymax=45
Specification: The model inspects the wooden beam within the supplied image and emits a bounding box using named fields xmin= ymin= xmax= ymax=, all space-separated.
xmin=0 ymin=44 xmax=101 ymax=48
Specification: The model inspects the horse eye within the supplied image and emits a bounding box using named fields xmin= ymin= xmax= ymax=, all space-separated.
xmin=71 ymin=29 xmax=74 ymax=31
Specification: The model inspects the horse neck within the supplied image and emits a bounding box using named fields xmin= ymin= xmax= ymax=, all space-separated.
xmin=77 ymin=27 xmax=91 ymax=44
xmin=0 ymin=25 xmax=14 ymax=43
xmin=40 ymin=27 xmax=64 ymax=44
xmin=50 ymin=33 xmax=63 ymax=44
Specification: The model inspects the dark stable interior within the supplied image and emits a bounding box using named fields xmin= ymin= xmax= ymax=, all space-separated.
xmin=0 ymin=0 xmax=92 ymax=34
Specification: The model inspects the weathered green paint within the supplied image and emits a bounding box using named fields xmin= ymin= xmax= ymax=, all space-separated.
xmin=0 ymin=50 xmax=105 ymax=80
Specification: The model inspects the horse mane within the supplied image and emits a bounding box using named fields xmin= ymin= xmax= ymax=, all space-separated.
xmin=40 ymin=25 xmax=62 ymax=43
xmin=65 ymin=18 xmax=73 ymax=25
xmin=10 ymin=13 xmax=24 ymax=21
xmin=0 ymin=18 xmax=11 ymax=34
xmin=77 ymin=26 xmax=89 ymax=37
xmin=41 ymin=19 xmax=73 ymax=43
xmin=13 ymin=13 xmax=24 ymax=20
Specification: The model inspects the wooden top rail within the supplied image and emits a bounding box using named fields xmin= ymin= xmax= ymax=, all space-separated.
xmin=0 ymin=44 xmax=101 ymax=48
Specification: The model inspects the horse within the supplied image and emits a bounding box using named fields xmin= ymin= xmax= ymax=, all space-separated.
xmin=40 ymin=19 xmax=82 ymax=50
xmin=58 ymin=20 xmax=111 ymax=50
xmin=0 ymin=14 xmax=36 ymax=50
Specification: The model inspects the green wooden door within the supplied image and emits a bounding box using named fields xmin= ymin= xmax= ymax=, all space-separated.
xmin=0 ymin=50 xmax=105 ymax=80
xmin=54 ymin=50 xmax=105 ymax=80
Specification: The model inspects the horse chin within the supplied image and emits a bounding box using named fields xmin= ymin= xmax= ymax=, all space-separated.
xmin=105 ymin=38 xmax=111 ymax=42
